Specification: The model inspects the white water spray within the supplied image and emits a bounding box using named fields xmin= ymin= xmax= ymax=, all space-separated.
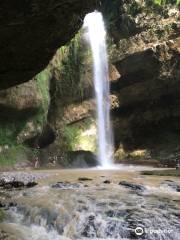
xmin=84 ymin=11 xmax=113 ymax=168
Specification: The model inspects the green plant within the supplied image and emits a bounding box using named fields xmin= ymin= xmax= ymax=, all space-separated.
xmin=53 ymin=31 xmax=86 ymax=102
xmin=35 ymin=69 xmax=51 ymax=125
xmin=0 ymin=120 xmax=27 ymax=146
xmin=0 ymin=144 xmax=28 ymax=166
xmin=146 ymin=0 xmax=179 ymax=6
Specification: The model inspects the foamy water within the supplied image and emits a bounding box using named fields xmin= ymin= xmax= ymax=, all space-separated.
xmin=84 ymin=12 xmax=114 ymax=168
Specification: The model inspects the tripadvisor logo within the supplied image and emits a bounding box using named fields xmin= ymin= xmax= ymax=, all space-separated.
xmin=134 ymin=227 xmax=144 ymax=236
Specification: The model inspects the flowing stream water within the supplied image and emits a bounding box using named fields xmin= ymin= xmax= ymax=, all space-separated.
xmin=0 ymin=168 xmax=179 ymax=240
xmin=84 ymin=12 xmax=113 ymax=168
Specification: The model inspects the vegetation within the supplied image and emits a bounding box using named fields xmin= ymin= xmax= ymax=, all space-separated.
xmin=0 ymin=120 xmax=28 ymax=167
xmin=0 ymin=70 xmax=50 ymax=167
xmin=102 ymin=0 xmax=179 ymax=40
xmin=50 ymin=30 xmax=90 ymax=103
xmin=35 ymin=69 xmax=51 ymax=125
xmin=63 ymin=125 xmax=81 ymax=151
xmin=0 ymin=144 xmax=28 ymax=166
xmin=147 ymin=0 xmax=179 ymax=6
xmin=0 ymin=120 xmax=26 ymax=146
xmin=145 ymin=0 xmax=180 ymax=13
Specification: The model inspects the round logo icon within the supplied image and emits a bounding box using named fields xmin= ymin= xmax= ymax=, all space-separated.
xmin=135 ymin=227 xmax=144 ymax=236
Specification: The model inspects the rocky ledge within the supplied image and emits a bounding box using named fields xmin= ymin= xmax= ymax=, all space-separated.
xmin=109 ymin=2 xmax=180 ymax=162
xmin=0 ymin=172 xmax=49 ymax=189
xmin=0 ymin=0 xmax=98 ymax=90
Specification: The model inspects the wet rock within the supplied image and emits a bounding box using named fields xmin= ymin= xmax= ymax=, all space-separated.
xmin=103 ymin=180 xmax=111 ymax=184
xmin=78 ymin=177 xmax=92 ymax=181
xmin=161 ymin=180 xmax=180 ymax=192
xmin=106 ymin=209 xmax=130 ymax=218
xmin=109 ymin=202 xmax=119 ymax=207
xmin=1 ymin=202 xmax=18 ymax=211
xmin=81 ymin=214 xmax=97 ymax=238
xmin=119 ymin=181 xmax=146 ymax=191
xmin=96 ymin=187 xmax=107 ymax=191
xmin=172 ymin=211 xmax=180 ymax=218
xmin=26 ymin=182 xmax=37 ymax=188
xmin=164 ymin=179 xmax=174 ymax=182
xmin=96 ymin=202 xmax=107 ymax=207
xmin=8 ymin=202 xmax=17 ymax=208
xmin=1 ymin=181 xmax=24 ymax=189
xmin=0 ymin=202 xmax=5 ymax=208
xmin=0 ymin=230 xmax=9 ymax=240
xmin=0 ymin=173 xmax=38 ymax=189
xmin=105 ymin=219 xmax=129 ymax=238
xmin=0 ymin=172 xmax=50 ymax=190
xmin=158 ymin=203 xmax=168 ymax=210
xmin=78 ymin=206 xmax=89 ymax=212
xmin=52 ymin=182 xmax=80 ymax=189
xmin=77 ymin=200 xmax=85 ymax=204
xmin=66 ymin=150 xmax=98 ymax=168
xmin=106 ymin=210 xmax=115 ymax=217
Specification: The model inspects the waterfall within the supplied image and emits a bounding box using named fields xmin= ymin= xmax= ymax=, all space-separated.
xmin=84 ymin=11 xmax=113 ymax=168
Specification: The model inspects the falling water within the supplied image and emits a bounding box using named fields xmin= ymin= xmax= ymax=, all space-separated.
xmin=84 ymin=12 xmax=113 ymax=168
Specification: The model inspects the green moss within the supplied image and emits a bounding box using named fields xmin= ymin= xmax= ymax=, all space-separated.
xmin=63 ymin=125 xmax=81 ymax=151
xmin=50 ymin=31 xmax=88 ymax=103
xmin=0 ymin=120 xmax=27 ymax=146
xmin=146 ymin=0 xmax=179 ymax=5
xmin=0 ymin=144 xmax=28 ymax=166
xmin=0 ymin=70 xmax=50 ymax=151
xmin=0 ymin=209 xmax=5 ymax=222
xmin=35 ymin=69 xmax=50 ymax=125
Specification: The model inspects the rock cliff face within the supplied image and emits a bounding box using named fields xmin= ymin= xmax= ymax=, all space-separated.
xmin=0 ymin=0 xmax=98 ymax=90
xmin=0 ymin=0 xmax=99 ymax=167
xmin=0 ymin=77 xmax=50 ymax=168
xmin=107 ymin=0 xmax=180 ymax=162
xmin=0 ymin=76 xmax=50 ymax=144
xmin=37 ymin=1 xmax=180 ymax=166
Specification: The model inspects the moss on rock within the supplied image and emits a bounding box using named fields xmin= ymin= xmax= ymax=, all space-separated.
xmin=0 ymin=209 xmax=5 ymax=222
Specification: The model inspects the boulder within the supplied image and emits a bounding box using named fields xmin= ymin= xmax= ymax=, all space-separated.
xmin=52 ymin=181 xmax=80 ymax=189
xmin=66 ymin=150 xmax=98 ymax=168
xmin=119 ymin=181 xmax=146 ymax=191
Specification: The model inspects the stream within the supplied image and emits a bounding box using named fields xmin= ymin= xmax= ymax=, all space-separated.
xmin=0 ymin=166 xmax=179 ymax=240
